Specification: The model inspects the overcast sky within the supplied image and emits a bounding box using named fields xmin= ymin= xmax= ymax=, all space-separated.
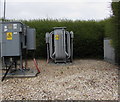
xmin=0 ymin=0 xmax=113 ymax=21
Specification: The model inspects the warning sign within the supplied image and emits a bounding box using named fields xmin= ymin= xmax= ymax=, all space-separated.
xmin=55 ymin=35 xmax=59 ymax=40
xmin=6 ymin=32 xmax=12 ymax=40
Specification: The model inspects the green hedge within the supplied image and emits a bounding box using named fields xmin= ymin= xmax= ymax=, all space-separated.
xmin=105 ymin=2 xmax=120 ymax=64
xmin=23 ymin=19 xmax=105 ymax=59
xmin=111 ymin=2 xmax=120 ymax=64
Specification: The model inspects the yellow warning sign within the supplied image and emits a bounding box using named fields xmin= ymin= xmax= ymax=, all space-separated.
xmin=55 ymin=35 xmax=59 ymax=40
xmin=6 ymin=32 xmax=12 ymax=40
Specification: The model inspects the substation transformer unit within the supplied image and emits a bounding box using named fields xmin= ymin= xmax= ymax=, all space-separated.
xmin=0 ymin=21 xmax=37 ymax=81
xmin=46 ymin=27 xmax=74 ymax=63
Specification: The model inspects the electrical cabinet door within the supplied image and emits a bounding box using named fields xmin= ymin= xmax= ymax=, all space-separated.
xmin=1 ymin=23 xmax=22 ymax=57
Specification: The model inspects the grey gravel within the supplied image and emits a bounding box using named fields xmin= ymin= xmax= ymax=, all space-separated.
xmin=1 ymin=59 xmax=119 ymax=100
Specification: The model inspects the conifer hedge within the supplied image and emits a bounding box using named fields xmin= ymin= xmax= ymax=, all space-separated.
xmin=111 ymin=2 xmax=120 ymax=64
xmin=23 ymin=19 xmax=105 ymax=59
xmin=104 ymin=2 xmax=120 ymax=64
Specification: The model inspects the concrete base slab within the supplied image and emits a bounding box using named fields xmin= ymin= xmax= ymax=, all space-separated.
xmin=0 ymin=68 xmax=38 ymax=78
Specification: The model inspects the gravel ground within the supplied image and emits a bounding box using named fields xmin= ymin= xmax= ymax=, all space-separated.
xmin=1 ymin=59 xmax=119 ymax=100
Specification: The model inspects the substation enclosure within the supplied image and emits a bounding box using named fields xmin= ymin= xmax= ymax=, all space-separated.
xmin=1 ymin=22 xmax=36 ymax=57
xmin=0 ymin=21 xmax=36 ymax=81
xmin=104 ymin=38 xmax=115 ymax=64
xmin=46 ymin=27 xmax=74 ymax=63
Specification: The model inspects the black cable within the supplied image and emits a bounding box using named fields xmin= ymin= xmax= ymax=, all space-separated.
xmin=2 ymin=62 xmax=14 ymax=81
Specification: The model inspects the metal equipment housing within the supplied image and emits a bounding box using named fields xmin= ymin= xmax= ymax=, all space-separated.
xmin=46 ymin=27 xmax=74 ymax=63
xmin=0 ymin=21 xmax=36 ymax=81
